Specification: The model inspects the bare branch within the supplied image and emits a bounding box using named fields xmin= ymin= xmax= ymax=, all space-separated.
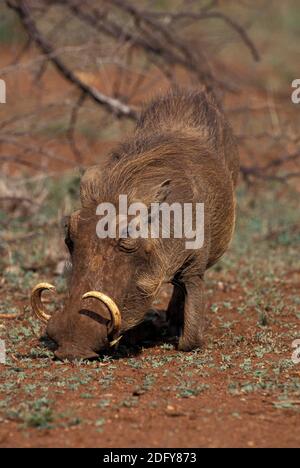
xmin=0 ymin=196 xmax=39 ymax=205
xmin=5 ymin=0 xmax=138 ymax=120
xmin=240 ymin=151 xmax=300 ymax=183
xmin=262 ymin=151 xmax=300 ymax=171
xmin=109 ymin=0 xmax=215 ymax=86
xmin=66 ymin=91 xmax=86 ymax=165
xmin=0 ymin=155 xmax=42 ymax=170
xmin=143 ymin=9 xmax=260 ymax=62
xmin=0 ymin=313 xmax=22 ymax=319
xmin=50 ymin=0 xmax=226 ymax=93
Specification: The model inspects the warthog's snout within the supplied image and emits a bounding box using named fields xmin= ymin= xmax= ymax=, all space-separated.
xmin=30 ymin=283 xmax=123 ymax=360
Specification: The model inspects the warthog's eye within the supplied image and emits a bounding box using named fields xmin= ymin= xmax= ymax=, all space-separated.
xmin=65 ymin=234 xmax=74 ymax=255
xmin=61 ymin=216 xmax=74 ymax=255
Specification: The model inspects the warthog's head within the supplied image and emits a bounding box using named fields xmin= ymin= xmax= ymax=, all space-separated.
xmin=31 ymin=164 xmax=176 ymax=360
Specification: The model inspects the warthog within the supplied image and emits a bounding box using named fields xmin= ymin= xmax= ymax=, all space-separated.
xmin=31 ymin=88 xmax=239 ymax=360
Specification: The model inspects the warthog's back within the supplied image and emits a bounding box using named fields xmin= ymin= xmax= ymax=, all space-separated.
xmin=136 ymin=88 xmax=239 ymax=188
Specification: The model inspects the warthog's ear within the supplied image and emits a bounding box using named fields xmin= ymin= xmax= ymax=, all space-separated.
xmin=145 ymin=179 xmax=172 ymax=231
xmin=152 ymin=179 xmax=172 ymax=204
xmin=80 ymin=166 xmax=102 ymax=205
xmin=136 ymin=179 xmax=171 ymax=212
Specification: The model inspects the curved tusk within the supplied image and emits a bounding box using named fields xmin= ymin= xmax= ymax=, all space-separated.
xmin=81 ymin=291 xmax=121 ymax=336
xmin=31 ymin=282 xmax=55 ymax=324
xmin=109 ymin=335 xmax=123 ymax=347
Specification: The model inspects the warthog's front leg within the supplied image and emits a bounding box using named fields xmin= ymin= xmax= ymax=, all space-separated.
xmin=167 ymin=284 xmax=185 ymax=337
xmin=178 ymin=276 xmax=207 ymax=351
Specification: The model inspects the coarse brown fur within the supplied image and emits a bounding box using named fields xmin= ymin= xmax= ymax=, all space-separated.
xmin=46 ymin=87 xmax=239 ymax=360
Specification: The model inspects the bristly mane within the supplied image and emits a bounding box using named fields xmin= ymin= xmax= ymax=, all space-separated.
xmin=81 ymin=87 xmax=239 ymax=206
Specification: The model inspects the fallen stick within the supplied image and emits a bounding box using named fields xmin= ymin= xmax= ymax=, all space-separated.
xmin=0 ymin=313 xmax=21 ymax=319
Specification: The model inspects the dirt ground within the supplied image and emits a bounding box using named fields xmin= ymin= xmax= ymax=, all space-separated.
xmin=0 ymin=280 xmax=299 ymax=448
